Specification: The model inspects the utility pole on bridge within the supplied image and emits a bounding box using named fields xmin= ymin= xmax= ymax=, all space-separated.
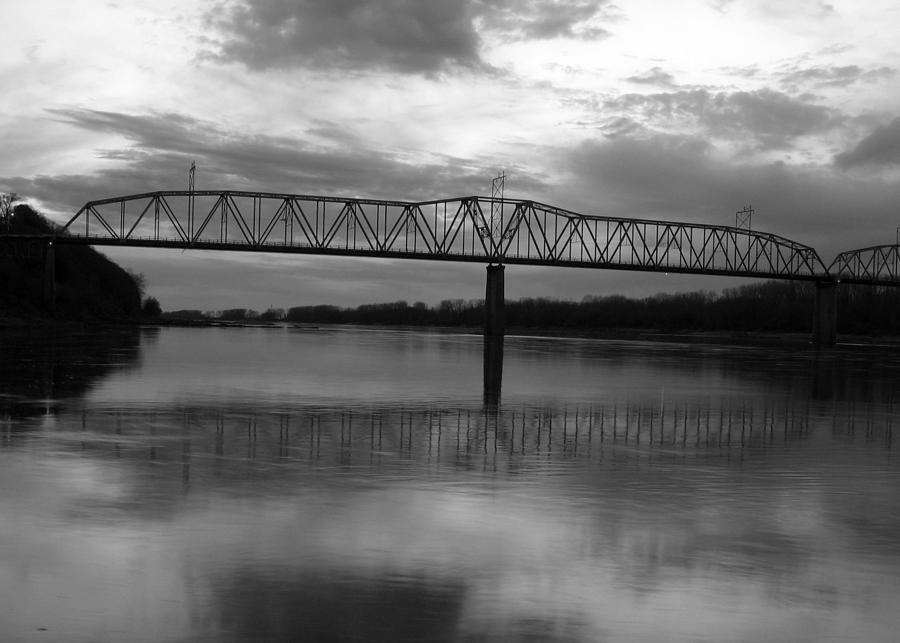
xmin=188 ymin=161 xmax=196 ymax=240
xmin=735 ymin=205 xmax=753 ymax=230
xmin=485 ymin=173 xmax=506 ymax=337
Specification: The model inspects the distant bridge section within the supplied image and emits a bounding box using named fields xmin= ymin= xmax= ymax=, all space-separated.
xmin=62 ymin=190 xmax=829 ymax=281
xmin=828 ymin=245 xmax=900 ymax=286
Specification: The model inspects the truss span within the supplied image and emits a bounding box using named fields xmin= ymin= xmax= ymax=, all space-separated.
xmin=60 ymin=190 xmax=828 ymax=280
xmin=829 ymin=245 xmax=900 ymax=285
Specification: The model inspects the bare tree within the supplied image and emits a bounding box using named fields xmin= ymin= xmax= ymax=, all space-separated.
xmin=1 ymin=192 xmax=18 ymax=231
xmin=126 ymin=269 xmax=147 ymax=299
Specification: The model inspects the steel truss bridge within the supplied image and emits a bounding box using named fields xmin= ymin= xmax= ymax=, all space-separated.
xmin=4 ymin=188 xmax=895 ymax=345
xmin=6 ymin=188 xmax=899 ymax=286
xmin=57 ymin=189 xmax=843 ymax=281
xmin=828 ymin=245 xmax=900 ymax=286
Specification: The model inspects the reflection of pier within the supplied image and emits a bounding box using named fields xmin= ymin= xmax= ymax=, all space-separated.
xmin=482 ymin=336 xmax=503 ymax=408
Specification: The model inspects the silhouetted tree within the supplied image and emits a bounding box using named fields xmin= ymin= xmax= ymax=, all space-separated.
xmin=260 ymin=307 xmax=285 ymax=321
xmin=142 ymin=296 xmax=162 ymax=318
xmin=128 ymin=270 xmax=147 ymax=300
xmin=1 ymin=192 xmax=17 ymax=231
xmin=219 ymin=308 xmax=249 ymax=321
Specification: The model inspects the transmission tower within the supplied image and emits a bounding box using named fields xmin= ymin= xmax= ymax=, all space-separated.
xmin=490 ymin=172 xmax=506 ymax=242
xmin=735 ymin=204 xmax=753 ymax=230
xmin=188 ymin=161 xmax=196 ymax=238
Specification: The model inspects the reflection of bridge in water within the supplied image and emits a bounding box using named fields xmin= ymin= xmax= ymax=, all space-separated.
xmin=62 ymin=398 xmax=894 ymax=471
xmin=5 ymin=189 xmax=900 ymax=344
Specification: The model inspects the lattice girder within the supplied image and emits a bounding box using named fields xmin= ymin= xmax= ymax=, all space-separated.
xmin=829 ymin=245 xmax=900 ymax=285
xmin=61 ymin=190 xmax=829 ymax=280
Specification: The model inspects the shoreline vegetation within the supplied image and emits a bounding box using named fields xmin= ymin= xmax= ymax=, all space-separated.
xmin=156 ymin=280 xmax=900 ymax=342
xmin=1 ymin=202 xmax=146 ymax=322
xmin=149 ymin=318 xmax=830 ymax=347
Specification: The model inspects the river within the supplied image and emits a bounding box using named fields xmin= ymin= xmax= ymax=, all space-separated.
xmin=1 ymin=325 xmax=899 ymax=642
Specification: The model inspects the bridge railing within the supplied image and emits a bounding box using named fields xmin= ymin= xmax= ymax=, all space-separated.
xmin=61 ymin=190 xmax=829 ymax=280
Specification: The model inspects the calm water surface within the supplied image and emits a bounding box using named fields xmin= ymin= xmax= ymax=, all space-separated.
xmin=1 ymin=325 xmax=899 ymax=642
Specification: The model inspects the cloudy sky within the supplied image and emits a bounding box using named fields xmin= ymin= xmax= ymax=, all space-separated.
xmin=3 ymin=0 xmax=900 ymax=311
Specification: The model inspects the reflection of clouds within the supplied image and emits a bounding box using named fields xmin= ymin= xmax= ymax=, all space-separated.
xmin=174 ymin=473 xmax=900 ymax=641
xmin=179 ymin=485 xmax=585 ymax=576
xmin=2 ymin=442 xmax=900 ymax=641
xmin=5 ymin=397 xmax=900 ymax=640
xmin=0 ymin=454 xmax=192 ymax=642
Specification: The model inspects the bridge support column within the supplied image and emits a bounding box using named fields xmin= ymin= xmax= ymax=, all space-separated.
xmin=43 ymin=241 xmax=56 ymax=315
xmin=484 ymin=264 xmax=505 ymax=337
xmin=812 ymin=281 xmax=837 ymax=347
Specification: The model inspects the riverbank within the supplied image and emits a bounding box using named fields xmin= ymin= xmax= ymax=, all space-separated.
xmin=0 ymin=313 xmax=136 ymax=330
xmin=5 ymin=312 xmax=899 ymax=348
xmin=145 ymin=318 xmax=900 ymax=348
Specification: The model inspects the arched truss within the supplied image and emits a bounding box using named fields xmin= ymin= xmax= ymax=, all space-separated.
xmin=61 ymin=190 xmax=829 ymax=280
xmin=829 ymin=245 xmax=900 ymax=285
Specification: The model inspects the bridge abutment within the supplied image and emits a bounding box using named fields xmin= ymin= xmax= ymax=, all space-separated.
xmin=812 ymin=280 xmax=837 ymax=346
xmin=484 ymin=264 xmax=505 ymax=337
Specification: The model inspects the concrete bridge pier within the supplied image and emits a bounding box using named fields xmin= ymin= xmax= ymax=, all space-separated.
xmin=812 ymin=280 xmax=837 ymax=347
xmin=43 ymin=240 xmax=56 ymax=315
xmin=484 ymin=264 xmax=505 ymax=337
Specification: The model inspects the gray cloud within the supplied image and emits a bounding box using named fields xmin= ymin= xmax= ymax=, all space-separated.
xmin=709 ymin=0 xmax=737 ymax=12
xmin=478 ymin=0 xmax=613 ymax=40
xmin=1 ymin=107 xmax=552 ymax=309
xmin=563 ymin=133 xmax=900 ymax=258
xmin=595 ymin=116 xmax=646 ymax=139
xmin=602 ymin=88 xmax=842 ymax=150
xmin=718 ymin=64 xmax=760 ymax=80
xmin=625 ymin=67 xmax=678 ymax=88
xmin=834 ymin=117 xmax=900 ymax=170
xmin=204 ymin=0 xmax=485 ymax=74
xmin=779 ymin=64 xmax=896 ymax=91
xmin=7 ymin=108 xmax=547 ymax=217
xmin=713 ymin=0 xmax=835 ymax=20
xmin=203 ymin=0 xmax=616 ymax=74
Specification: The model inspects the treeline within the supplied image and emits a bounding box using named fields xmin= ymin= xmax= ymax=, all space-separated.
xmin=164 ymin=280 xmax=900 ymax=336
xmin=164 ymin=307 xmax=287 ymax=322
xmin=1 ymin=202 xmax=144 ymax=319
